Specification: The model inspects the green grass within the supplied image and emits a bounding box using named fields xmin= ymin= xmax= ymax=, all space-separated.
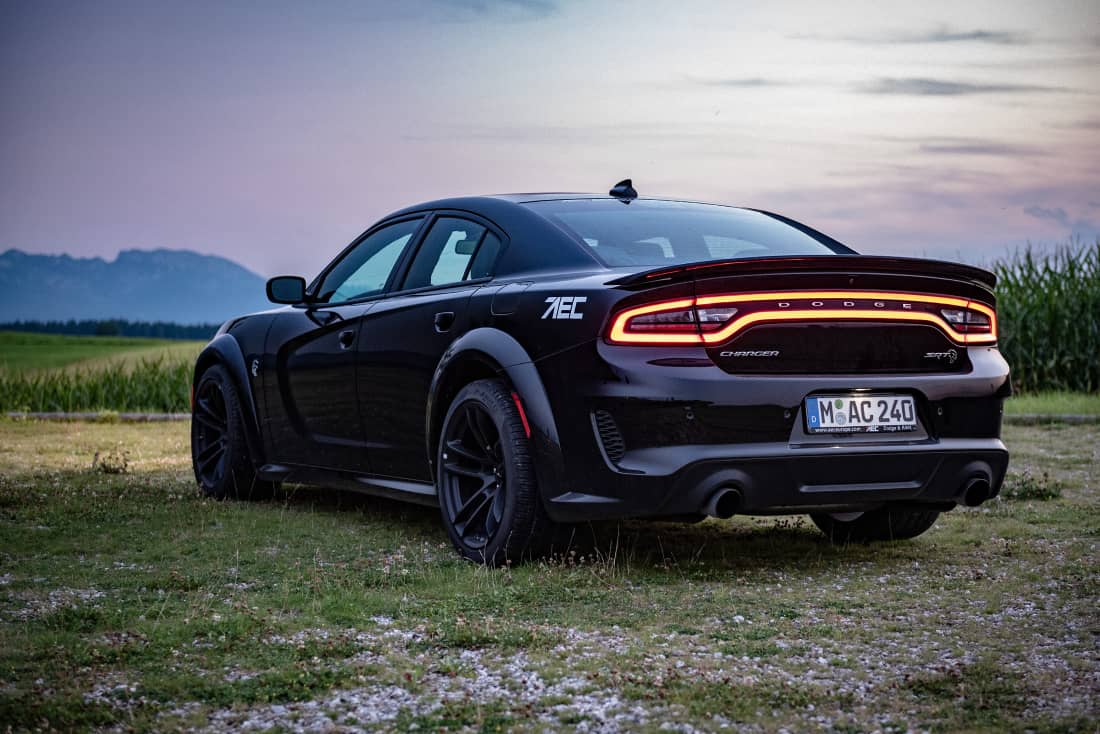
xmin=1004 ymin=390 xmax=1100 ymax=415
xmin=0 ymin=420 xmax=1096 ymax=731
xmin=0 ymin=331 xmax=202 ymax=373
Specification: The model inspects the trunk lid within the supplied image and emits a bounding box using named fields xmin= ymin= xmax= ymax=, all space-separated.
xmin=609 ymin=254 xmax=996 ymax=294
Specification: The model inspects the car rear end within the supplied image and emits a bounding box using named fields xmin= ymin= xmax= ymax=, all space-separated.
xmin=523 ymin=199 xmax=1010 ymax=524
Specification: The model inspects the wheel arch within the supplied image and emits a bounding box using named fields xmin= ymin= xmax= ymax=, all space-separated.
xmin=426 ymin=328 xmax=564 ymax=499
xmin=193 ymin=334 xmax=266 ymax=468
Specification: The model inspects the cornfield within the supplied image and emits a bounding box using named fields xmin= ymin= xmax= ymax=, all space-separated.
xmin=994 ymin=242 xmax=1100 ymax=393
xmin=0 ymin=357 xmax=192 ymax=413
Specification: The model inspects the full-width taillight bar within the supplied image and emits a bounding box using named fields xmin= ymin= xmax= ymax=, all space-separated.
xmin=607 ymin=291 xmax=997 ymax=346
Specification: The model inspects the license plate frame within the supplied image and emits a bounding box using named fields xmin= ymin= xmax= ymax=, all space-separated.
xmin=804 ymin=394 xmax=918 ymax=434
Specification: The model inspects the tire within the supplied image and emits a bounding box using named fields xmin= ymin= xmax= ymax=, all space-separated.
xmin=436 ymin=378 xmax=557 ymax=565
xmin=191 ymin=364 xmax=273 ymax=501
xmin=810 ymin=507 xmax=940 ymax=543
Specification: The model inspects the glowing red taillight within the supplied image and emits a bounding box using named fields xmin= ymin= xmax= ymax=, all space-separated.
xmin=607 ymin=299 xmax=739 ymax=344
xmin=607 ymin=291 xmax=997 ymax=346
xmin=940 ymin=307 xmax=992 ymax=333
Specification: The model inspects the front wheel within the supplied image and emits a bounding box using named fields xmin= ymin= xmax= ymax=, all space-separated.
xmin=436 ymin=379 xmax=557 ymax=565
xmin=810 ymin=507 xmax=940 ymax=543
xmin=191 ymin=364 xmax=273 ymax=501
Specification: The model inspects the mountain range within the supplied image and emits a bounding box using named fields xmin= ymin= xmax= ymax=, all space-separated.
xmin=0 ymin=249 xmax=273 ymax=324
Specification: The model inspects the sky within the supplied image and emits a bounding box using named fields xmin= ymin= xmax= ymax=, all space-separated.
xmin=1 ymin=0 xmax=1098 ymax=278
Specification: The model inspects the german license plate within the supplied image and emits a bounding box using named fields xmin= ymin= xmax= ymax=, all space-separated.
xmin=804 ymin=394 xmax=917 ymax=434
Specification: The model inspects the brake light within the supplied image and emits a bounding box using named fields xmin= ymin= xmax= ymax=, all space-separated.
xmin=695 ymin=305 xmax=740 ymax=331
xmin=940 ymin=308 xmax=992 ymax=333
xmin=626 ymin=305 xmax=698 ymax=332
xmin=607 ymin=291 xmax=997 ymax=346
xmin=608 ymin=299 xmax=739 ymax=343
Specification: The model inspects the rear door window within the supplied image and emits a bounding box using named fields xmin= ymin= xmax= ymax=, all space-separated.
xmin=400 ymin=217 xmax=501 ymax=290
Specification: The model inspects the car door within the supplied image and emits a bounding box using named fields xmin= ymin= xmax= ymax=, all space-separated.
xmin=262 ymin=216 xmax=425 ymax=472
xmin=356 ymin=213 xmax=504 ymax=480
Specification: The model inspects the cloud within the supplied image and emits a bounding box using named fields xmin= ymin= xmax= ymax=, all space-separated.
xmin=697 ymin=77 xmax=791 ymax=88
xmin=1025 ymin=206 xmax=1071 ymax=225
xmin=429 ymin=0 xmax=558 ymax=21
xmin=794 ymin=25 xmax=1030 ymax=45
xmin=858 ymin=78 xmax=1067 ymax=96
xmin=919 ymin=142 xmax=1043 ymax=157
xmin=1025 ymin=206 xmax=1100 ymax=241
xmin=913 ymin=28 xmax=1028 ymax=44
xmin=967 ymin=54 xmax=1100 ymax=71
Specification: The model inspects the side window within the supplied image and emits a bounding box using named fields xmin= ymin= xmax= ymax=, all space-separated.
xmin=468 ymin=232 xmax=501 ymax=280
xmin=317 ymin=218 xmax=422 ymax=303
xmin=401 ymin=217 xmax=501 ymax=290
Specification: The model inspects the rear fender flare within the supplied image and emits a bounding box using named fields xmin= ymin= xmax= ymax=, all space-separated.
xmin=193 ymin=335 xmax=265 ymax=468
xmin=427 ymin=328 xmax=564 ymax=501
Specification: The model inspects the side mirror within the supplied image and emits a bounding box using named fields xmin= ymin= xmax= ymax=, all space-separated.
xmin=266 ymin=276 xmax=307 ymax=304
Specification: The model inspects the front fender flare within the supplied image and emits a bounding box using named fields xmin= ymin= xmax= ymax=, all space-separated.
xmin=193 ymin=334 xmax=266 ymax=468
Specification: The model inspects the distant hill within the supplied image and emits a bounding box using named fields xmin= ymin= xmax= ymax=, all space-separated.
xmin=0 ymin=249 xmax=272 ymax=324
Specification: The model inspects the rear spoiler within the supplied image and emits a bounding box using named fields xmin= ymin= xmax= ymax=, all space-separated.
xmin=606 ymin=255 xmax=997 ymax=291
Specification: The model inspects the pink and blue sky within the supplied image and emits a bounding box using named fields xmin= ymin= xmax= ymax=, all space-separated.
xmin=2 ymin=0 xmax=1098 ymax=278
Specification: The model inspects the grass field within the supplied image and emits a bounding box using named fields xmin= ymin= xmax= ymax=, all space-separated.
xmin=0 ymin=421 xmax=1096 ymax=732
xmin=1004 ymin=391 xmax=1100 ymax=416
xmin=0 ymin=331 xmax=203 ymax=374
xmin=0 ymin=333 xmax=202 ymax=413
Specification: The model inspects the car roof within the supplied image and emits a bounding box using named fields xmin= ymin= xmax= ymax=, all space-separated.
xmin=385 ymin=193 xmax=739 ymax=218
xmin=448 ymin=192 xmax=731 ymax=205
xmin=488 ymin=193 xmax=636 ymax=203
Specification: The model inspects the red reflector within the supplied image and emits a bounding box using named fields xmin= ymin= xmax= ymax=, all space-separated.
xmin=511 ymin=392 xmax=531 ymax=438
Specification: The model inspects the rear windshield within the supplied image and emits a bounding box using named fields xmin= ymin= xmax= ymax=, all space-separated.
xmin=525 ymin=199 xmax=851 ymax=267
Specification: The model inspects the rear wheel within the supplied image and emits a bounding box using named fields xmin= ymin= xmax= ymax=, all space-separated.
xmin=191 ymin=364 xmax=273 ymax=500
xmin=436 ymin=379 xmax=557 ymax=565
xmin=810 ymin=508 xmax=940 ymax=543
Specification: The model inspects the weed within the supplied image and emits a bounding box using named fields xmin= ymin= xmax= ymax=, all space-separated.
xmin=92 ymin=447 xmax=131 ymax=474
xmin=1001 ymin=469 xmax=1064 ymax=501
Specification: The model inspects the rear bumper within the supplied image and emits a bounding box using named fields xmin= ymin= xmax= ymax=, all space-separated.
xmin=649 ymin=439 xmax=1005 ymax=514
xmin=545 ymin=438 xmax=1008 ymax=521
xmin=533 ymin=341 xmax=1011 ymax=522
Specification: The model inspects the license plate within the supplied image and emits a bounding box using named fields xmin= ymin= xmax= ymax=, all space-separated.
xmin=804 ymin=394 xmax=917 ymax=434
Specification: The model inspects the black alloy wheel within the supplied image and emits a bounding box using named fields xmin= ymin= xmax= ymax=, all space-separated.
xmin=191 ymin=364 xmax=272 ymax=500
xmin=436 ymin=379 xmax=557 ymax=565
xmin=439 ymin=402 xmax=507 ymax=550
xmin=192 ymin=376 xmax=230 ymax=487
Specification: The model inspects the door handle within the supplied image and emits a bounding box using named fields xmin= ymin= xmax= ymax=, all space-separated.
xmin=434 ymin=311 xmax=455 ymax=333
xmin=338 ymin=329 xmax=356 ymax=349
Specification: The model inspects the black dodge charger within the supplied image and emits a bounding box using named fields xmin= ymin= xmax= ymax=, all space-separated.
xmin=191 ymin=180 xmax=1010 ymax=564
